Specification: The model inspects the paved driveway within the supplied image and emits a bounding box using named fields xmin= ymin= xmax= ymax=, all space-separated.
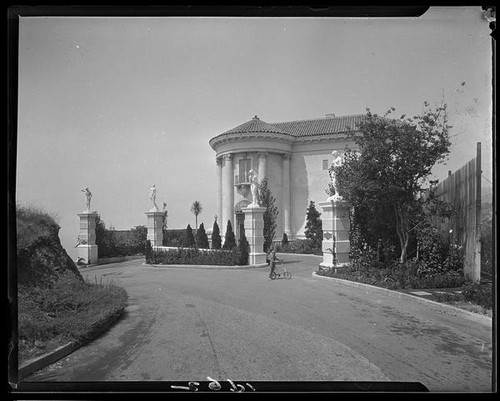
xmin=27 ymin=254 xmax=493 ymax=391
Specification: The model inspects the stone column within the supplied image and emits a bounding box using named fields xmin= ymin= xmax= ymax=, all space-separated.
xmin=242 ymin=205 xmax=267 ymax=266
xmin=76 ymin=212 xmax=98 ymax=265
xmin=216 ymin=157 xmax=222 ymax=227
xmin=318 ymin=199 xmax=351 ymax=270
xmin=258 ymin=152 xmax=268 ymax=179
xmin=145 ymin=211 xmax=164 ymax=248
xmin=282 ymin=154 xmax=291 ymax=237
xmin=221 ymin=153 xmax=234 ymax=233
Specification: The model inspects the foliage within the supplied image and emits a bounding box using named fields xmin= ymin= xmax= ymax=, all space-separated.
xmin=278 ymin=239 xmax=322 ymax=255
xmin=95 ymin=217 xmax=147 ymax=257
xmin=332 ymin=103 xmax=452 ymax=263
xmin=191 ymin=201 xmax=203 ymax=229
xmin=146 ymin=247 xmax=242 ymax=266
xmin=257 ymin=177 xmax=279 ymax=253
xmin=317 ymin=258 xmax=465 ymax=290
xmin=195 ymin=223 xmax=210 ymax=249
xmin=16 ymin=203 xmax=60 ymax=248
xmin=415 ymin=224 xmax=464 ymax=276
xmin=211 ymin=220 xmax=222 ymax=249
xmin=18 ymin=272 xmax=127 ymax=363
xmin=128 ymin=225 xmax=147 ymax=254
xmin=304 ymin=201 xmax=323 ymax=249
xmin=145 ymin=239 xmax=153 ymax=260
xmin=238 ymin=232 xmax=250 ymax=265
xmin=95 ymin=215 xmax=115 ymax=257
xmin=163 ymin=229 xmax=185 ymax=247
xmin=480 ymin=208 xmax=493 ymax=277
xmin=462 ymin=282 xmax=492 ymax=309
xmin=182 ymin=224 xmax=196 ymax=248
xmin=281 ymin=233 xmax=289 ymax=247
xmin=222 ymin=220 xmax=237 ymax=250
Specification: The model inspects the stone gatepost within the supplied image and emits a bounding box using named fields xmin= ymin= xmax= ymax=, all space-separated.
xmin=76 ymin=212 xmax=98 ymax=265
xmin=242 ymin=205 xmax=267 ymax=266
xmin=145 ymin=211 xmax=164 ymax=248
xmin=318 ymin=199 xmax=351 ymax=270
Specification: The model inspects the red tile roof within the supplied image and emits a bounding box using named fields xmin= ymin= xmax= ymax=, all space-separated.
xmin=272 ymin=114 xmax=365 ymax=137
xmin=221 ymin=114 xmax=365 ymax=138
xmin=222 ymin=115 xmax=290 ymax=135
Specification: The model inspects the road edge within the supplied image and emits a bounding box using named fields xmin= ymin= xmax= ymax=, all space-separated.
xmin=17 ymin=306 xmax=126 ymax=381
xmin=312 ymin=272 xmax=492 ymax=327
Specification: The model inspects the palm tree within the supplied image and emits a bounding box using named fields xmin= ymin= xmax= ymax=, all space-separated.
xmin=191 ymin=200 xmax=203 ymax=229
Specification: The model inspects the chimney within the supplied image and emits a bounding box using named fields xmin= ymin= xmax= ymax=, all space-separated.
xmin=325 ymin=113 xmax=336 ymax=118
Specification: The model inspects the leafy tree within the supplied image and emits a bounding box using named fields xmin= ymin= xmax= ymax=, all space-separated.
xmin=195 ymin=223 xmax=210 ymax=249
xmin=257 ymin=177 xmax=279 ymax=253
xmin=331 ymin=103 xmax=452 ymax=263
xmin=281 ymin=232 xmax=289 ymax=247
xmin=304 ymin=201 xmax=323 ymax=249
xmin=95 ymin=214 xmax=117 ymax=257
xmin=129 ymin=225 xmax=147 ymax=254
xmin=182 ymin=224 xmax=196 ymax=248
xmin=211 ymin=220 xmax=222 ymax=249
xmin=222 ymin=220 xmax=237 ymax=249
xmin=191 ymin=201 xmax=203 ymax=230
xmin=238 ymin=231 xmax=249 ymax=265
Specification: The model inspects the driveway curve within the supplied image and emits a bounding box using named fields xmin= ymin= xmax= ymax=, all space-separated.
xmin=27 ymin=254 xmax=493 ymax=391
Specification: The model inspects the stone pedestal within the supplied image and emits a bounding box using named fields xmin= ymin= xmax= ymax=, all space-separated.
xmin=318 ymin=199 xmax=351 ymax=269
xmin=242 ymin=205 xmax=267 ymax=266
xmin=76 ymin=211 xmax=98 ymax=265
xmin=145 ymin=210 xmax=164 ymax=248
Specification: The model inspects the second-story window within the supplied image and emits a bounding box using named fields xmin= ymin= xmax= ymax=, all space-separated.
xmin=322 ymin=159 xmax=329 ymax=170
xmin=239 ymin=158 xmax=251 ymax=183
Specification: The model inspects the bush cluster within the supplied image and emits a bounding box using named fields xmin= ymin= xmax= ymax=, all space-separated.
xmin=146 ymin=247 xmax=244 ymax=266
xmin=277 ymin=239 xmax=322 ymax=255
xmin=415 ymin=225 xmax=463 ymax=276
xmin=18 ymin=273 xmax=127 ymax=362
xmin=318 ymin=259 xmax=465 ymax=290
xmin=462 ymin=282 xmax=492 ymax=310
xmin=96 ymin=218 xmax=147 ymax=258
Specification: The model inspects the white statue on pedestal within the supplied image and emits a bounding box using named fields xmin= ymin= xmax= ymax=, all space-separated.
xmin=81 ymin=187 xmax=92 ymax=212
xmin=328 ymin=150 xmax=343 ymax=201
xmin=248 ymin=169 xmax=260 ymax=207
xmin=149 ymin=184 xmax=159 ymax=211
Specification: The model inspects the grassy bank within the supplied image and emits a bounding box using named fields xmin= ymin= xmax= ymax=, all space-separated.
xmin=18 ymin=273 xmax=127 ymax=364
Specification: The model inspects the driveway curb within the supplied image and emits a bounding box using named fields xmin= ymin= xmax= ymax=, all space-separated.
xmin=312 ymin=272 xmax=492 ymax=327
xmin=17 ymin=307 xmax=126 ymax=381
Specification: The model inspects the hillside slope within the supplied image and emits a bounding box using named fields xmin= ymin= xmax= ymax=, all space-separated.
xmin=16 ymin=205 xmax=82 ymax=286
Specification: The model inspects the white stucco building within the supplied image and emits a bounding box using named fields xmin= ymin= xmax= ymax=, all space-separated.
xmin=209 ymin=114 xmax=363 ymax=241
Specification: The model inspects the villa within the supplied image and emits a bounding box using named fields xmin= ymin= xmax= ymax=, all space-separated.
xmin=209 ymin=114 xmax=364 ymax=241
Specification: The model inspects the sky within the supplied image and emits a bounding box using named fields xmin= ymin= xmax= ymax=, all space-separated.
xmin=15 ymin=7 xmax=494 ymax=260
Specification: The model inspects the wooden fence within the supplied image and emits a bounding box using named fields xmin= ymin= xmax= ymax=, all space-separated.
xmin=433 ymin=142 xmax=481 ymax=282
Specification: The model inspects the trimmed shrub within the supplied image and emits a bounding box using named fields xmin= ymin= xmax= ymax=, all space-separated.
xmin=147 ymin=247 xmax=241 ymax=266
xmin=196 ymin=223 xmax=210 ymax=249
xmin=223 ymin=220 xmax=237 ymax=250
xmin=279 ymin=239 xmax=322 ymax=255
xmin=182 ymin=224 xmax=196 ymax=248
xmin=305 ymin=201 xmax=323 ymax=249
xmin=145 ymin=240 xmax=153 ymax=262
xmin=238 ymin=232 xmax=249 ymax=266
xmin=211 ymin=221 xmax=222 ymax=249
xmin=281 ymin=233 xmax=289 ymax=247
